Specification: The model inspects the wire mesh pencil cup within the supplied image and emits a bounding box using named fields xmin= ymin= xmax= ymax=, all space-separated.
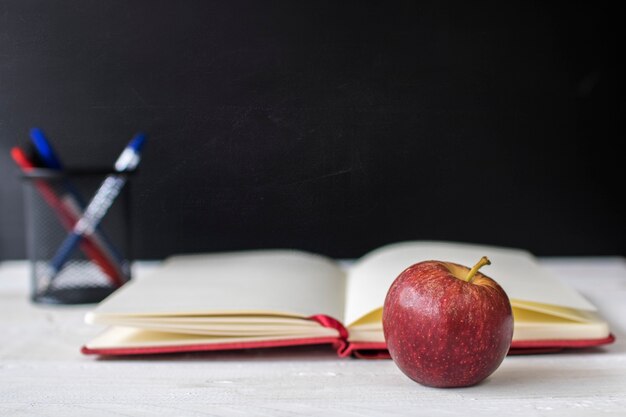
xmin=22 ymin=169 xmax=132 ymax=304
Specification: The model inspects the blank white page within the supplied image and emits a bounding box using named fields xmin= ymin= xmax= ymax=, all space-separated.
xmin=87 ymin=250 xmax=347 ymax=323
xmin=344 ymin=241 xmax=597 ymax=326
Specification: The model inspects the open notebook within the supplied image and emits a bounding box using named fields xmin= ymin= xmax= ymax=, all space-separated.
xmin=82 ymin=241 xmax=614 ymax=358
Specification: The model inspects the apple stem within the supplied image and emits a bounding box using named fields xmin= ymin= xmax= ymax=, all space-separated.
xmin=465 ymin=256 xmax=491 ymax=283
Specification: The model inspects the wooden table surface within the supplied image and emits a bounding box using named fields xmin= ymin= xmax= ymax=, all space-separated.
xmin=1 ymin=258 xmax=625 ymax=417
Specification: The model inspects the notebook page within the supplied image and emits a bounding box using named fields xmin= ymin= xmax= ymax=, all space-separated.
xmin=344 ymin=241 xmax=596 ymax=326
xmin=88 ymin=250 xmax=347 ymax=323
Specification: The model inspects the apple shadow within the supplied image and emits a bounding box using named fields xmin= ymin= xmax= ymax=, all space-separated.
xmin=481 ymin=367 xmax=577 ymax=390
xmin=472 ymin=355 xmax=619 ymax=391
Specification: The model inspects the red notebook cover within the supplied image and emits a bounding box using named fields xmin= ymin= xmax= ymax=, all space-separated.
xmin=81 ymin=314 xmax=615 ymax=358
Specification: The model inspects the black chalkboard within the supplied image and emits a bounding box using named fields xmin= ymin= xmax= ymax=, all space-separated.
xmin=1 ymin=0 xmax=624 ymax=259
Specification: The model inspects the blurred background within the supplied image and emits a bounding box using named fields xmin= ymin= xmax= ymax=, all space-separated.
xmin=0 ymin=0 xmax=623 ymax=260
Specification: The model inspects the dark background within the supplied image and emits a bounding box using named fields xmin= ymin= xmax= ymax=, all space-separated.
xmin=1 ymin=0 xmax=624 ymax=260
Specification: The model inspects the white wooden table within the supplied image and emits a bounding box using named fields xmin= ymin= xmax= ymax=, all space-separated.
xmin=1 ymin=258 xmax=625 ymax=417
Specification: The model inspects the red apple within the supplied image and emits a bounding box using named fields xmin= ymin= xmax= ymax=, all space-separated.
xmin=383 ymin=257 xmax=513 ymax=388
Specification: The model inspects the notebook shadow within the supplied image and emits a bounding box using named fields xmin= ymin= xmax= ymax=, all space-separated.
xmin=95 ymin=343 xmax=343 ymax=362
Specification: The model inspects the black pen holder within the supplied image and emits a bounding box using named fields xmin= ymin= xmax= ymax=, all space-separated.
xmin=22 ymin=169 xmax=133 ymax=304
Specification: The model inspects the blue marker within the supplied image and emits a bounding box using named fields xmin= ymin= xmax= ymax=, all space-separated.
xmin=30 ymin=128 xmax=64 ymax=170
xmin=43 ymin=133 xmax=146 ymax=289
xmin=30 ymin=128 xmax=89 ymax=207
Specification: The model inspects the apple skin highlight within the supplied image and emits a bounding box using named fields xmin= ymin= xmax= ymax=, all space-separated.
xmin=382 ymin=260 xmax=514 ymax=388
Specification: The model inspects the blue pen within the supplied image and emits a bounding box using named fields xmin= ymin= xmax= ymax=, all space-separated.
xmin=43 ymin=133 xmax=146 ymax=290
